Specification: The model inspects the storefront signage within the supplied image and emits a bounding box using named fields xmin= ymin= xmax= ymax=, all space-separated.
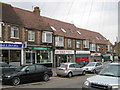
xmin=76 ymin=51 xmax=90 ymax=54
xmin=91 ymin=53 xmax=101 ymax=56
xmin=55 ymin=50 xmax=74 ymax=54
xmin=0 ymin=43 xmax=22 ymax=48
xmin=31 ymin=47 xmax=51 ymax=50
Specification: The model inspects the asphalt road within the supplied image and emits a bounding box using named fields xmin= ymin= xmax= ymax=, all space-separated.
xmin=1 ymin=74 xmax=94 ymax=89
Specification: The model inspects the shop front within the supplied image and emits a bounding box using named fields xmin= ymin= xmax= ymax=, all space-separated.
xmin=0 ymin=42 xmax=23 ymax=66
xmin=26 ymin=46 xmax=53 ymax=67
xmin=90 ymin=53 xmax=102 ymax=62
xmin=76 ymin=51 xmax=90 ymax=65
xmin=55 ymin=50 xmax=75 ymax=67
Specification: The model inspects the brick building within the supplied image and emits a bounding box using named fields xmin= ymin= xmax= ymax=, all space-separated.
xmin=0 ymin=2 xmax=113 ymax=67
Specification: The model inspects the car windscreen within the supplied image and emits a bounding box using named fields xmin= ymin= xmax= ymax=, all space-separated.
xmin=86 ymin=63 xmax=96 ymax=66
xmin=99 ymin=65 xmax=120 ymax=77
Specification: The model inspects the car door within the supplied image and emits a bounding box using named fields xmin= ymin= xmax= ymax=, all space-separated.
xmin=75 ymin=64 xmax=83 ymax=75
xmin=21 ymin=65 xmax=36 ymax=82
xmin=95 ymin=63 xmax=102 ymax=72
xmin=69 ymin=64 xmax=76 ymax=75
xmin=35 ymin=65 xmax=46 ymax=80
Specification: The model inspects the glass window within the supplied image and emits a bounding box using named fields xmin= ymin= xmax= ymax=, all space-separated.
xmin=55 ymin=36 xmax=64 ymax=47
xmin=69 ymin=64 xmax=75 ymax=68
xmin=26 ymin=65 xmax=35 ymax=71
xmin=42 ymin=32 xmax=52 ymax=43
xmin=37 ymin=51 xmax=51 ymax=63
xmin=76 ymin=40 xmax=80 ymax=48
xmin=50 ymin=26 xmax=56 ymax=31
xmin=11 ymin=27 xmax=19 ymax=39
xmin=83 ymin=40 xmax=89 ymax=48
xmin=36 ymin=65 xmax=45 ymax=70
xmin=28 ymin=31 xmax=35 ymax=41
xmin=90 ymin=44 xmax=96 ymax=51
xmin=61 ymin=28 xmax=66 ymax=33
xmin=68 ymin=39 xmax=72 ymax=48
xmin=0 ymin=23 xmax=2 ymax=37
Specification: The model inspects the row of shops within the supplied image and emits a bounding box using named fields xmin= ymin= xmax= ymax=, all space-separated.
xmin=0 ymin=42 xmax=113 ymax=67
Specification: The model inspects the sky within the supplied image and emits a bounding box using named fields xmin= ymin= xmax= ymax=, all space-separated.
xmin=0 ymin=0 xmax=119 ymax=44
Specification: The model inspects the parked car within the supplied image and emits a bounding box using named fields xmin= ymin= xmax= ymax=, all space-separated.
xmin=82 ymin=63 xmax=120 ymax=90
xmin=82 ymin=62 xmax=103 ymax=73
xmin=56 ymin=63 xmax=86 ymax=78
xmin=0 ymin=62 xmax=17 ymax=74
xmin=1 ymin=64 xmax=53 ymax=85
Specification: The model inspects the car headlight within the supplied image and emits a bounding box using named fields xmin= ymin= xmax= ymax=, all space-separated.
xmin=112 ymin=85 xmax=120 ymax=90
xmin=84 ymin=81 xmax=90 ymax=86
xmin=5 ymin=75 xmax=11 ymax=78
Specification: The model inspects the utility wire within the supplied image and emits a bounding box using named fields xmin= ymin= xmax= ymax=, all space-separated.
xmin=65 ymin=0 xmax=74 ymax=21
xmin=86 ymin=0 xmax=93 ymax=28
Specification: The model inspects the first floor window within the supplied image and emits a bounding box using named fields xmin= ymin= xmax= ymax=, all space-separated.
xmin=0 ymin=23 xmax=2 ymax=37
xmin=11 ymin=26 xmax=19 ymax=39
xmin=55 ymin=36 xmax=64 ymax=47
xmin=42 ymin=31 xmax=52 ymax=43
xmin=28 ymin=31 xmax=35 ymax=41
xmin=83 ymin=40 xmax=89 ymax=48
xmin=68 ymin=39 xmax=72 ymax=48
xmin=76 ymin=40 xmax=80 ymax=48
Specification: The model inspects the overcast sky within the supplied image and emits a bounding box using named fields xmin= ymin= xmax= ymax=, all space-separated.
xmin=1 ymin=0 xmax=119 ymax=44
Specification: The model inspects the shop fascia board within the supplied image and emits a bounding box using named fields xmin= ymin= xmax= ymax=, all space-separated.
xmin=0 ymin=41 xmax=22 ymax=44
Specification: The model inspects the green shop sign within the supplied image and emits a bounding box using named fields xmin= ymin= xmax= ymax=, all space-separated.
xmin=31 ymin=47 xmax=51 ymax=50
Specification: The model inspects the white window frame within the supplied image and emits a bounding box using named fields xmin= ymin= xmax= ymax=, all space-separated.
xmin=0 ymin=23 xmax=2 ymax=37
xmin=61 ymin=28 xmax=66 ymax=33
xmin=83 ymin=40 xmax=89 ymax=48
xmin=50 ymin=26 xmax=56 ymax=31
xmin=42 ymin=31 xmax=52 ymax=43
xmin=28 ymin=31 xmax=35 ymax=41
xmin=106 ymin=45 xmax=110 ymax=52
xmin=76 ymin=40 xmax=80 ymax=48
xmin=55 ymin=36 xmax=64 ymax=47
xmin=68 ymin=39 xmax=72 ymax=48
xmin=97 ymin=45 xmax=100 ymax=51
xmin=11 ymin=26 xmax=19 ymax=39
xmin=90 ymin=44 xmax=96 ymax=51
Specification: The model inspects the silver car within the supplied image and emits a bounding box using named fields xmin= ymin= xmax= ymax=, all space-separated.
xmin=56 ymin=63 xmax=86 ymax=78
xmin=82 ymin=63 xmax=120 ymax=90
xmin=82 ymin=62 xmax=103 ymax=73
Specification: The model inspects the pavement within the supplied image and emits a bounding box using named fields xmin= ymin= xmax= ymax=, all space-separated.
xmin=52 ymin=68 xmax=57 ymax=76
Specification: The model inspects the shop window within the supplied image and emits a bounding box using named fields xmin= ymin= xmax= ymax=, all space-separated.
xmin=55 ymin=36 xmax=64 ymax=47
xmin=68 ymin=39 xmax=72 ymax=48
xmin=0 ymin=22 xmax=2 ymax=37
xmin=42 ymin=31 xmax=52 ymax=43
xmin=37 ymin=51 xmax=51 ymax=63
xmin=28 ymin=31 xmax=35 ymax=41
xmin=76 ymin=40 xmax=80 ymax=48
xmin=11 ymin=26 xmax=19 ymax=39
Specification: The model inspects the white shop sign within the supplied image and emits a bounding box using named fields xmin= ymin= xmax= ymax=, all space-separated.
xmin=55 ymin=50 xmax=74 ymax=54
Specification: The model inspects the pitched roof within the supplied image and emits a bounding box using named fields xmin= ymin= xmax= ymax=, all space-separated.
xmin=13 ymin=7 xmax=52 ymax=31
xmin=42 ymin=16 xmax=110 ymax=44
xmin=0 ymin=2 xmax=23 ymax=26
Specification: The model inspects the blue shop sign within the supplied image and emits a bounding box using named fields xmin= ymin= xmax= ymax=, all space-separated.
xmin=0 ymin=43 xmax=22 ymax=48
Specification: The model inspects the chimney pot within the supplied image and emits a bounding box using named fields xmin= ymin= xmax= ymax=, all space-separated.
xmin=33 ymin=6 xmax=40 ymax=16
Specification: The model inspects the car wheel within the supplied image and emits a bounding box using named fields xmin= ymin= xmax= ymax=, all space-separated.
xmin=11 ymin=77 xmax=20 ymax=86
xmin=82 ymin=71 xmax=86 ymax=75
xmin=68 ymin=72 xmax=72 ymax=78
xmin=43 ymin=74 xmax=49 ymax=81
xmin=93 ymin=69 xmax=96 ymax=74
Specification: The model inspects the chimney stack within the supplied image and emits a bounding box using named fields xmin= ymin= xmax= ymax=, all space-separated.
xmin=33 ymin=6 xmax=40 ymax=16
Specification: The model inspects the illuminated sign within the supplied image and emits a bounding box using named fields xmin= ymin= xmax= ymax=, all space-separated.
xmin=55 ymin=50 xmax=74 ymax=54
xmin=0 ymin=43 xmax=22 ymax=48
